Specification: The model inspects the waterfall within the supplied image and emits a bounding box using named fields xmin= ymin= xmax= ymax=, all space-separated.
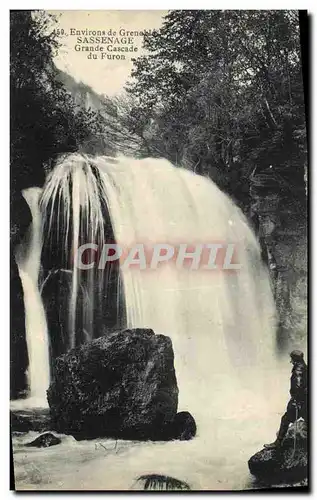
xmin=38 ymin=154 xmax=283 ymax=426
xmin=15 ymin=188 xmax=50 ymax=405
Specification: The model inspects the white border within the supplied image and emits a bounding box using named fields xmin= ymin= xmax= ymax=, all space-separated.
xmin=1 ymin=3 xmax=315 ymax=499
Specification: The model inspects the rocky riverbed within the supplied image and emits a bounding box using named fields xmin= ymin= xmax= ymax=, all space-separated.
xmin=11 ymin=404 xmax=307 ymax=491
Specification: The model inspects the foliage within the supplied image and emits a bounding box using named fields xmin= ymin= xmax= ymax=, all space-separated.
xmin=126 ymin=10 xmax=307 ymax=210
xmin=10 ymin=10 xmax=105 ymax=191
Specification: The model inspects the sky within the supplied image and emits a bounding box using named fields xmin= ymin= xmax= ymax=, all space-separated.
xmin=49 ymin=10 xmax=167 ymax=97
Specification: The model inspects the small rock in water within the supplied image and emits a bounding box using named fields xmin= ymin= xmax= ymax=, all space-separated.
xmin=26 ymin=432 xmax=61 ymax=448
xmin=158 ymin=411 xmax=197 ymax=441
xmin=10 ymin=408 xmax=51 ymax=433
xmin=48 ymin=328 xmax=179 ymax=440
xmin=11 ymin=412 xmax=33 ymax=433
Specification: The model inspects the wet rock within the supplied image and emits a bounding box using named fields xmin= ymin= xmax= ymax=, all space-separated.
xmin=248 ymin=420 xmax=307 ymax=485
xmin=136 ymin=474 xmax=191 ymax=490
xmin=170 ymin=411 xmax=197 ymax=441
xmin=10 ymin=259 xmax=29 ymax=399
xmin=26 ymin=432 xmax=61 ymax=448
xmin=41 ymin=270 xmax=126 ymax=366
xmin=48 ymin=328 xmax=179 ymax=440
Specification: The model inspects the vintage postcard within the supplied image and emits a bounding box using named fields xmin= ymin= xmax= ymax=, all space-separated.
xmin=10 ymin=10 xmax=308 ymax=491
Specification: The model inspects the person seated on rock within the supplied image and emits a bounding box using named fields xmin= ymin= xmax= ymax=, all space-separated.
xmin=264 ymin=350 xmax=307 ymax=449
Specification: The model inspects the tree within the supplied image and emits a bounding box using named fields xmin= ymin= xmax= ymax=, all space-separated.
xmin=126 ymin=10 xmax=307 ymax=210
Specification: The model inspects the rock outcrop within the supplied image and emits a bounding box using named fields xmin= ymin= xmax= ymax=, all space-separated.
xmin=10 ymin=190 xmax=32 ymax=399
xmin=158 ymin=411 xmax=197 ymax=441
xmin=248 ymin=420 xmax=307 ymax=485
xmin=48 ymin=328 xmax=184 ymax=440
xmin=11 ymin=409 xmax=51 ymax=433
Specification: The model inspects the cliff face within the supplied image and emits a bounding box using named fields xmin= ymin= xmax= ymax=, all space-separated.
xmin=250 ymin=168 xmax=307 ymax=353
xmin=53 ymin=67 xmax=307 ymax=355
xmin=47 ymin=328 xmax=181 ymax=440
xmin=54 ymin=66 xmax=141 ymax=156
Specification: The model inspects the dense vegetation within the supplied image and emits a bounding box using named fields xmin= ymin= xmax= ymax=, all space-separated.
xmin=11 ymin=10 xmax=307 ymax=212
xmin=125 ymin=10 xmax=307 ymax=210
xmin=10 ymin=10 xmax=106 ymax=192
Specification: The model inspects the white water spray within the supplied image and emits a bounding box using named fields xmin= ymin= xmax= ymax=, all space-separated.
xmin=39 ymin=154 xmax=284 ymax=426
xmin=14 ymin=188 xmax=50 ymax=405
xmin=12 ymin=155 xmax=292 ymax=490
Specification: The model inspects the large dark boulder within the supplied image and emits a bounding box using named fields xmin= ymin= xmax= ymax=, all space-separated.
xmin=47 ymin=328 xmax=180 ymax=440
xmin=10 ymin=190 xmax=32 ymax=249
xmin=136 ymin=474 xmax=191 ymax=490
xmin=10 ymin=258 xmax=29 ymax=399
xmin=248 ymin=420 xmax=307 ymax=486
xmin=168 ymin=411 xmax=197 ymax=441
xmin=10 ymin=190 xmax=32 ymax=399
xmin=154 ymin=411 xmax=197 ymax=442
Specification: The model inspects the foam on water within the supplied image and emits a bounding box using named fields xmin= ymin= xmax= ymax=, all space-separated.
xmin=15 ymin=188 xmax=50 ymax=403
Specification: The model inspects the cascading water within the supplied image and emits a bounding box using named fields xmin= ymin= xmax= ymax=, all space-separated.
xmin=13 ymin=154 xmax=291 ymax=489
xmin=39 ymin=154 xmax=283 ymax=421
xmin=14 ymin=188 xmax=50 ymax=405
